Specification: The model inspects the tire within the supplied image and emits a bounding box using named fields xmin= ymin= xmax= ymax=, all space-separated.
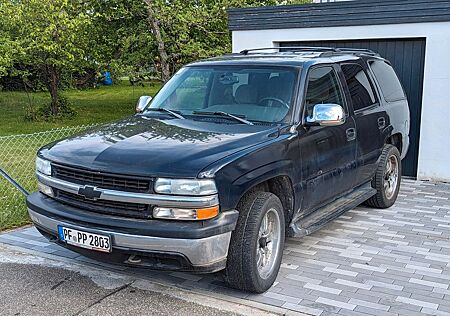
xmin=224 ymin=192 xmax=285 ymax=293
xmin=365 ymin=144 xmax=401 ymax=208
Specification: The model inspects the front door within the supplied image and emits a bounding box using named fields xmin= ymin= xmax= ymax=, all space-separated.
xmin=299 ymin=66 xmax=358 ymax=212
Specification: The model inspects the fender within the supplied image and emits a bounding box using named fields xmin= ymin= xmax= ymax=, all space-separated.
xmin=231 ymin=160 xmax=294 ymax=194
xmin=229 ymin=159 xmax=297 ymax=222
xmin=198 ymin=132 xmax=300 ymax=212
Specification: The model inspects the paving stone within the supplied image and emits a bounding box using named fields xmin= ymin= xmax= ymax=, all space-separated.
xmin=282 ymin=302 xmax=323 ymax=316
xmin=437 ymin=303 xmax=450 ymax=313
xmin=395 ymin=296 xmax=439 ymax=310
xmin=324 ymin=268 xmax=358 ymax=278
xmin=262 ymin=292 xmax=301 ymax=304
xmin=285 ymin=274 xmax=322 ymax=284
xmin=349 ymin=297 xmax=391 ymax=311
xmin=387 ymin=306 xmax=423 ymax=316
xmin=365 ymin=280 xmax=403 ymax=291
xmin=353 ymin=305 xmax=396 ymax=316
xmin=409 ymin=277 xmax=448 ymax=289
xmin=351 ymin=263 xmax=386 ymax=273
xmin=278 ymin=284 xmax=312 ymax=297
xmin=421 ymin=307 xmax=450 ymax=316
xmin=246 ymin=294 xmax=285 ymax=307
xmin=316 ymin=297 xmax=356 ymax=311
xmin=335 ymin=279 xmax=372 ymax=290
xmin=302 ymin=299 xmax=341 ymax=313
xmin=304 ymin=283 xmax=342 ymax=295
xmin=336 ymin=309 xmax=374 ymax=316
xmin=410 ymin=288 xmax=445 ymax=300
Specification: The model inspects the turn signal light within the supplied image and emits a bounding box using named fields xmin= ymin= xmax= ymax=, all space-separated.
xmin=153 ymin=205 xmax=219 ymax=220
xmin=196 ymin=206 xmax=219 ymax=220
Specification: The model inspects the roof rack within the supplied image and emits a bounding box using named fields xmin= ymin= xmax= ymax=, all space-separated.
xmin=239 ymin=46 xmax=379 ymax=57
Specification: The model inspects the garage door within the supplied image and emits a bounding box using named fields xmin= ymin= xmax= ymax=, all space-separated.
xmin=280 ymin=39 xmax=426 ymax=177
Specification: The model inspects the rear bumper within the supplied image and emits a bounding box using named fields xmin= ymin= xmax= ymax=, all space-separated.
xmin=27 ymin=192 xmax=238 ymax=272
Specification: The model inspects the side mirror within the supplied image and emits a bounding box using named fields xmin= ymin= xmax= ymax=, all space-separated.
xmin=306 ymin=103 xmax=345 ymax=126
xmin=136 ymin=96 xmax=152 ymax=113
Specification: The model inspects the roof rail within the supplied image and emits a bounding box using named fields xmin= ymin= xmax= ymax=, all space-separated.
xmin=239 ymin=46 xmax=338 ymax=55
xmin=334 ymin=47 xmax=379 ymax=56
xmin=239 ymin=46 xmax=379 ymax=57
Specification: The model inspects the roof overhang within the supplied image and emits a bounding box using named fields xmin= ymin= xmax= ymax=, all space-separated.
xmin=228 ymin=0 xmax=450 ymax=31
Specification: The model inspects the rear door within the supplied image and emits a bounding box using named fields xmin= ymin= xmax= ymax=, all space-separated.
xmin=339 ymin=62 xmax=387 ymax=186
xmin=299 ymin=65 xmax=357 ymax=211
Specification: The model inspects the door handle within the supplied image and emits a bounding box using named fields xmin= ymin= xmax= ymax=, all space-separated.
xmin=346 ymin=128 xmax=356 ymax=141
xmin=378 ymin=117 xmax=386 ymax=129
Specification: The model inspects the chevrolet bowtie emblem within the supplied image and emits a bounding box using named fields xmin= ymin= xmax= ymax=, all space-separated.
xmin=78 ymin=185 xmax=102 ymax=200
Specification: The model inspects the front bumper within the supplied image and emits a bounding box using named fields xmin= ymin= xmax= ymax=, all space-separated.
xmin=27 ymin=192 xmax=238 ymax=272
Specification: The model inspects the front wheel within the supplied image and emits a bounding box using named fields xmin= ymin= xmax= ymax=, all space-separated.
xmin=224 ymin=192 xmax=285 ymax=293
xmin=365 ymin=144 xmax=401 ymax=208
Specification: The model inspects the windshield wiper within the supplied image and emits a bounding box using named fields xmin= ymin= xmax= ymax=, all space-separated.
xmin=192 ymin=111 xmax=253 ymax=126
xmin=147 ymin=108 xmax=185 ymax=119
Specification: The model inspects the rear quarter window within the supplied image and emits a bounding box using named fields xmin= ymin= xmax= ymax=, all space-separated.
xmin=369 ymin=60 xmax=406 ymax=102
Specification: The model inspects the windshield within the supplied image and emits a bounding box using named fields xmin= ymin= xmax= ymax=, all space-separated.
xmin=145 ymin=66 xmax=298 ymax=123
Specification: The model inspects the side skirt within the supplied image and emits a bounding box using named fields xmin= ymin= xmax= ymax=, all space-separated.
xmin=290 ymin=183 xmax=376 ymax=237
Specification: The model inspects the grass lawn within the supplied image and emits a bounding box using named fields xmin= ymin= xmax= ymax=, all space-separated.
xmin=0 ymin=81 xmax=162 ymax=135
xmin=0 ymin=82 xmax=162 ymax=231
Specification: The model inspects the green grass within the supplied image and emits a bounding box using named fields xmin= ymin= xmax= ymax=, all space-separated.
xmin=0 ymin=82 xmax=162 ymax=231
xmin=0 ymin=81 xmax=162 ymax=135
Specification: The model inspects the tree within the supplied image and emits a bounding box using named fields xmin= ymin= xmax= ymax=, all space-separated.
xmin=0 ymin=0 xmax=311 ymax=109
xmin=143 ymin=0 xmax=171 ymax=82
xmin=142 ymin=0 xmax=310 ymax=81
xmin=1 ymin=0 xmax=94 ymax=116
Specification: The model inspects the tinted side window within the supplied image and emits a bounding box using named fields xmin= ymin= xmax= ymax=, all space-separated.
xmin=369 ymin=60 xmax=406 ymax=102
xmin=305 ymin=66 xmax=344 ymax=117
xmin=341 ymin=64 xmax=377 ymax=111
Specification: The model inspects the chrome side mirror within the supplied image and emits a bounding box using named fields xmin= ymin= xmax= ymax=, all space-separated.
xmin=136 ymin=96 xmax=152 ymax=113
xmin=306 ymin=103 xmax=345 ymax=126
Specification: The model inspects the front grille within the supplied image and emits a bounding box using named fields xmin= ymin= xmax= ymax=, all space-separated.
xmin=54 ymin=189 xmax=152 ymax=219
xmin=52 ymin=164 xmax=152 ymax=193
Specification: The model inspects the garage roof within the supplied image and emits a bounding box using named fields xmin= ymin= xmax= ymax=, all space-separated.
xmin=228 ymin=0 xmax=450 ymax=31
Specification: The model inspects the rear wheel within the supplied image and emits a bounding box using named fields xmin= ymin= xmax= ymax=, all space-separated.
xmin=365 ymin=144 xmax=401 ymax=208
xmin=224 ymin=192 xmax=285 ymax=293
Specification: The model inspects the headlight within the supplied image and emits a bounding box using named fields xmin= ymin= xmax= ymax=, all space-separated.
xmin=153 ymin=206 xmax=219 ymax=220
xmin=154 ymin=178 xmax=217 ymax=196
xmin=36 ymin=157 xmax=52 ymax=175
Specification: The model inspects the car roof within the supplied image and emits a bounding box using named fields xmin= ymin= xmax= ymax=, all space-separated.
xmin=187 ymin=49 xmax=388 ymax=68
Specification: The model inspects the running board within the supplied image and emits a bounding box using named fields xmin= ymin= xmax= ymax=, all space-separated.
xmin=291 ymin=184 xmax=376 ymax=237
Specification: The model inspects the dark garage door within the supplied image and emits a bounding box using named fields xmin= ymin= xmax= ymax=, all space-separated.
xmin=280 ymin=39 xmax=426 ymax=177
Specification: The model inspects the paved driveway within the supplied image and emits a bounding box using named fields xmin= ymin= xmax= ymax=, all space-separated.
xmin=1 ymin=179 xmax=450 ymax=316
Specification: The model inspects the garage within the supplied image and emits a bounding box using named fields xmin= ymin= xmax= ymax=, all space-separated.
xmin=229 ymin=0 xmax=450 ymax=181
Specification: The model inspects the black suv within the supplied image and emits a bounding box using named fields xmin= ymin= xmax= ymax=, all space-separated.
xmin=28 ymin=47 xmax=409 ymax=293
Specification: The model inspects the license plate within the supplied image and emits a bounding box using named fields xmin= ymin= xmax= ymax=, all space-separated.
xmin=58 ymin=226 xmax=111 ymax=253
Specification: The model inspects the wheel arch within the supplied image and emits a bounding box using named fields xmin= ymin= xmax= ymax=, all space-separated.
xmin=386 ymin=132 xmax=403 ymax=156
xmin=230 ymin=161 xmax=295 ymax=228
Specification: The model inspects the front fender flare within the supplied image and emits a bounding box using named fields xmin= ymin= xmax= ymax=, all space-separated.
xmin=228 ymin=160 xmax=295 ymax=209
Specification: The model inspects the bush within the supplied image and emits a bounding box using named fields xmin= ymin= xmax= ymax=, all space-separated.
xmin=25 ymin=94 xmax=76 ymax=122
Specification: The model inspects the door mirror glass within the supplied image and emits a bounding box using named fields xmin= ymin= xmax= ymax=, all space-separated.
xmin=306 ymin=103 xmax=345 ymax=126
xmin=136 ymin=96 xmax=152 ymax=113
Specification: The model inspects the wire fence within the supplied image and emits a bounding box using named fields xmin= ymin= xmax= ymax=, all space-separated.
xmin=0 ymin=125 xmax=98 ymax=231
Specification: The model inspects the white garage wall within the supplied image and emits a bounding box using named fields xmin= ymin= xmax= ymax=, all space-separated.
xmin=232 ymin=22 xmax=450 ymax=181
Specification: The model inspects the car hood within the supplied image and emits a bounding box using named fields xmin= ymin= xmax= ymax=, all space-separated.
xmin=40 ymin=115 xmax=280 ymax=178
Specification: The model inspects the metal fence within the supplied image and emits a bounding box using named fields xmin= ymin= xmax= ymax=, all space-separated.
xmin=0 ymin=125 xmax=98 ymax=231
